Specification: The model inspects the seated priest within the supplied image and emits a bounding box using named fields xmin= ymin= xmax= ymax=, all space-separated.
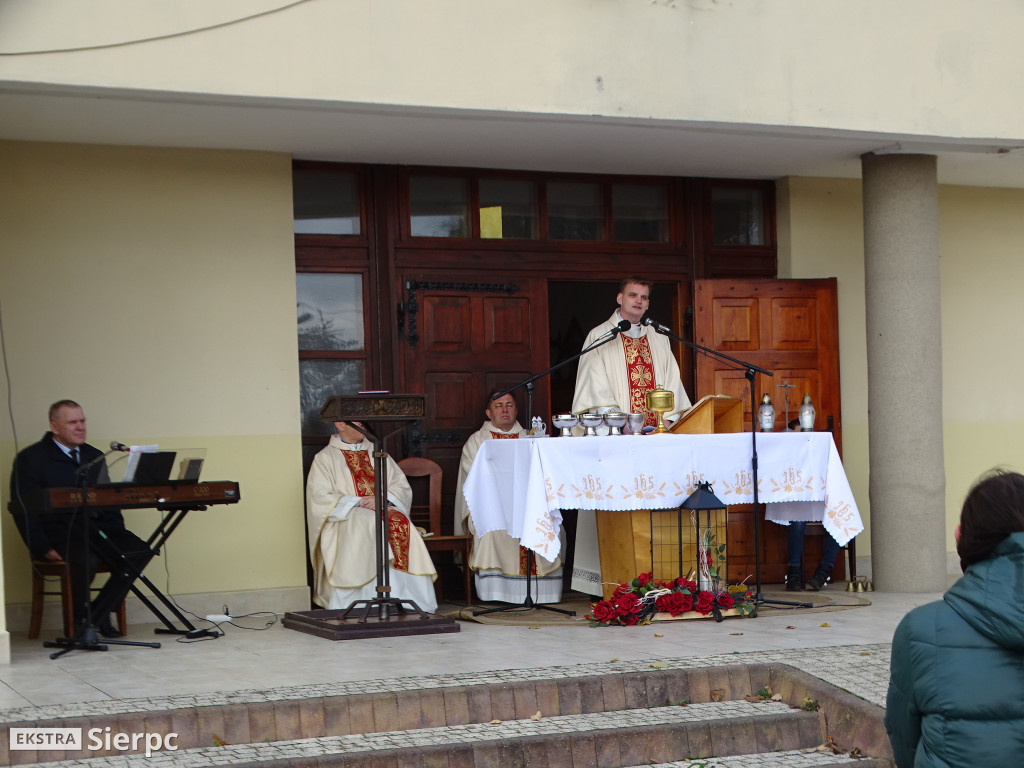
xmin=454 ymin=390 xmax=564 ymax=603
xmin=306 ymin=420 xmax=437 ymax=612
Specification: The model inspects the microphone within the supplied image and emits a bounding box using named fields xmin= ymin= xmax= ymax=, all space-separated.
xmin=110 ymin=441 xmax=130 ymax=452
xmin=590 ymin=318 xmax=632 ymax=344
xmin=641 ymin=315 xmax=671 ymax=335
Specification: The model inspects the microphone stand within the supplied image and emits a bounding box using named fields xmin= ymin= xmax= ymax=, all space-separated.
xmin=642 ymin=318 xmax=811 ymax=610
xmin=45 ymin=450 xmax=162 ymax=659
xmin=473 ymin=320 xmax=632 ymax=617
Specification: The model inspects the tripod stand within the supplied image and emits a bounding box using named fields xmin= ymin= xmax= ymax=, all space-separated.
xmin=44 ymin=451 xmax=161 ymax=659
xmin=641 ymin=317 xmax=811 ymax=610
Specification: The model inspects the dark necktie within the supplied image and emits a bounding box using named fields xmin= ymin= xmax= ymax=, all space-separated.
xmin=71 ymin=448 xmax=79 ymax=464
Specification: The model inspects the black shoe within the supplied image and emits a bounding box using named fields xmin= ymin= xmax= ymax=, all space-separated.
xmin=96 ymin=615 xmax=122 ymax=638
xmin=807 ymin=571 xmax=831 ymax=591
xmin=785 ymin=571 xmax=803 ymax=591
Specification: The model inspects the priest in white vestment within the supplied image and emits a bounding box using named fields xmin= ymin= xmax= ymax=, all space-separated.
xmin=572 ymin=277 xmax=690 ymax=423
xmin=306 ymin=421 xmax=437 ymax=612
xmin=455 ymin=391 xmax=564 ymax=603
xmin=570 ymin=277 xmax=691 ymax=595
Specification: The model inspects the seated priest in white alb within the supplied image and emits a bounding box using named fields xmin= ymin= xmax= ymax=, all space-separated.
xmin=454 ymin=390 xmax=564 ymax=603
xmin=306 ymin=420 xmax=437 ymax=612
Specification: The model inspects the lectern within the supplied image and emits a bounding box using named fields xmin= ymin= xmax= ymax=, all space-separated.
xmin=283 ymin=394 xmax=459 ymax=640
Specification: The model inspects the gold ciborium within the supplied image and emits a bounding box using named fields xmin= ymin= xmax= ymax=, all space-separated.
xmin=644 ymin=388 xmax=674 ymax=434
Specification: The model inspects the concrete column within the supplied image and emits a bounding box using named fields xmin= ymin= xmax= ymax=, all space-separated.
xmin=862 ymin=153 xmax=946 ymax=592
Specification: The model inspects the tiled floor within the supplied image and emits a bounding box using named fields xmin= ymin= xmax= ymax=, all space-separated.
xmin=0 ymin=588 xmax=940 ymax=716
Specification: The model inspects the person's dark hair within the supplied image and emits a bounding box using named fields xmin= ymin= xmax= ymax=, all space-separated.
xmin=485 ymin=390 xmax=515 ymax=411
xmin=958 ymin=469 xmax=1024 ymax=571
xmin=619 ymin=276 xmax=653 ymax=293
xmin=48 ymin=399 xmax=81 ymax=422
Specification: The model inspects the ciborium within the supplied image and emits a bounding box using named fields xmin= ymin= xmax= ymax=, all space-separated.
xmin=644 ymin=388 xmax=674 ymax=434
xmin=579 ymin=413 xmax=604 ymax=436
xmin=604 ymin=411 xmax=627 ymax=435
xmin=552 ymin=413 xmax=578 ymax=437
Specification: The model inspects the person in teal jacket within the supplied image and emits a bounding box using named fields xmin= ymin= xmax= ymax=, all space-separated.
xmin=885 ymin=469 xmax=1024 ymax=767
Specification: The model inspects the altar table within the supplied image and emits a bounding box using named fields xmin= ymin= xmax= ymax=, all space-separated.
xmin=462 ymin=432 xmax=863 ymax=565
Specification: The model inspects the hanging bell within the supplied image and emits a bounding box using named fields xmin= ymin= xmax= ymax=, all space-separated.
xmin=845 ymin=580 xmax=858 ymax=592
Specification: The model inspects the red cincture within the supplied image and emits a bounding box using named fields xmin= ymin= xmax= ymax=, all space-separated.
xmin=341 ymin=449 xmax=413 ymax=572
xmin=621 ymin=335 xmax=658 ymax=426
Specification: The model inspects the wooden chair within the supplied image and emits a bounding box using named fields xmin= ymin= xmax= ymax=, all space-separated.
xmin=398 ymin=457 xmax=474 ymax=605
xmin=29 ymin=559 xmax=128 ymax=639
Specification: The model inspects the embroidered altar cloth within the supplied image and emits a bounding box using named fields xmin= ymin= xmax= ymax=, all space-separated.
xmin=463 ymin=432 xmax=862 ymax=561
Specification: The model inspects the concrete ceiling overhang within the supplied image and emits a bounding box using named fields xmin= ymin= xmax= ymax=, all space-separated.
xmin=3 ymin=84 xmax=1024 ymax=188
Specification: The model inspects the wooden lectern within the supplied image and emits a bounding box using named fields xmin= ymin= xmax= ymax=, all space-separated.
xmin=595 ymin=395 xmax=743 ymax=600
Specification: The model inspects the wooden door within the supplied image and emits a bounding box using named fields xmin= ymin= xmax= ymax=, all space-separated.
xmin=399 ymin=273 xmax=550 ymax=531
xmin=693 ymin=278 xmax=842 ymax=584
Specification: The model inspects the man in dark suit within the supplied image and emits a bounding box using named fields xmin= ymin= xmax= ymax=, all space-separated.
xmin=8 ymin=399 xmax=150 ymax=637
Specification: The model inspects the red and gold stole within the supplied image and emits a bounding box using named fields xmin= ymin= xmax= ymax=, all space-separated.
xmin=340 ymin=449 xmax=412 ymax=572
xmin=620 ymin=335 xmax=658 ymax=426
xmin=486 ymin=431 xmax=533 ymax=574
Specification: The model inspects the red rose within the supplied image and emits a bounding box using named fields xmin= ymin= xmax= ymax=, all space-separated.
xmin=656 ymin=591 xmax=681 ymax=615
xmin=589 ymin=600 xmax=617 ymax=624
xmin=636 ymin=572 xmax=652 ymax=587
xmin=675 ymin=577 xmax=697 ymax=593
xmin=676 ymin=593 xmax=693 ymax=613
xmin=694 ymin=591 xmax=715 ymax=615
xmin=613 ymin=582 xmax=633 ymax=597
xmin=620 ymin=612 xmax=640 ymax=626
xmin=614 ymin=592 xmax=640 ymax=615
xmin=716 ymin=593 xmax=736 ymax=610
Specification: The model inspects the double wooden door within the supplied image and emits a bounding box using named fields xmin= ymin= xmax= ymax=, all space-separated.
xmin=400 ymin=273 xmax=842 ymax=583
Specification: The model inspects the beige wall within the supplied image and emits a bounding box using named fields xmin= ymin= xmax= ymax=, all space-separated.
xmin=0 ymin=142 xmax=308 ymax=628
xmin=780 ymin=176 xmax=1024 ymax=570
xmin=1 ymin=0 xmax=1021 ymax=142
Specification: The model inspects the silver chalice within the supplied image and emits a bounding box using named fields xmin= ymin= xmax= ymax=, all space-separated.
xmin=552 ymin=413 xmax=578 ymax=437
xmin=579 ymin=413 xmax=604 ymax=436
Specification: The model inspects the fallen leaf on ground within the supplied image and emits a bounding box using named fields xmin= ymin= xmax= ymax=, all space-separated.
xmin=530 ymin=711 xmax=542 ymax=721
xmin=771 ymin=693 xmax=783 ymax=701
xmin=820 ymin=622 xmax=831 ymax=628
xmin=654 ymin=633 xmax=663 ymax=637
xmin=729 ymin=632 xmax=743 ymax=636
xmin=710 ymin=689 xmax=725 ymax=701
xmin=650 ymin=661 xmax=669 ymax=669
xmin=786 ymin=625 xmax=797 ymax=630
xmin=488 ymin=719 xmax=502 ymax=725
xmin=212 ymin=734 xmax=229 ymax=747
xmin=529 ymin=626 xmax=541 ymax=629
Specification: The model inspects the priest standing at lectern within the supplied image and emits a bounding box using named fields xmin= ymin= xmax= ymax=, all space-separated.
xmin=306 ymin=420 xmax=437 ymax=612
xmin=571 ymin=276 xmax=690 ymax=425
xmin=570 ymin=278 xmax=691 ymax=595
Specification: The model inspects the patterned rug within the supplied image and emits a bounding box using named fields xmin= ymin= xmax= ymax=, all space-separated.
xmin=442 ymin=588 xmax=871 ymax=626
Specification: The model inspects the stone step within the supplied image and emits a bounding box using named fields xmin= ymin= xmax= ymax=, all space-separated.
xmin=2 ymin=662 xmax=893 ymax=767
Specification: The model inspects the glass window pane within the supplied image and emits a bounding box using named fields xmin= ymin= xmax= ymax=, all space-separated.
xmin=711 ymin=187 xmax=765 ymax=246
xmin=479 ymin=179 xmax=538 ymax=239
xmin=409 ymin=176 xmax=469 ymax=237
xmin=299 ymin=359 xmax=365 ymax=435
xmin=612 ymin=183 xmax=668 ymax=242
xmin=293 ymin=167 xmax=361 ymax=235
xmin=547 ymin=181 xmax=604 ymax=241
xmin=296 ymin=273 xmax=365 ymax=351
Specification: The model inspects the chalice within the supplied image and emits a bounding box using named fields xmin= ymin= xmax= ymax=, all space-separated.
xmin=603 ymin=411 xmax=627 ymax=436
xmin=625 ymin=412 xmax=645 ymax=435
xmin=644 ymin=388 xmax=675 ymax=434
xmin=579 ymin=413 xmax=604 ymax=436
xmin=552 ymin=413 xmax=578 ymax=437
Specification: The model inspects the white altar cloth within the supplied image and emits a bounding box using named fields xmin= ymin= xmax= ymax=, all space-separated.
xmin=463 ymin=432 xmax=862 ymax=562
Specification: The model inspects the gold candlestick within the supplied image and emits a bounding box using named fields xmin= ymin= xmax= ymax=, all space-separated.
xmin=644 ymin=388 xmax=674 ymax=434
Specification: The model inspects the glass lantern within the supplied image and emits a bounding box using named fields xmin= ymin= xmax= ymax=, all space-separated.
xmin=798 ymin=394 xmax=816 ymax=432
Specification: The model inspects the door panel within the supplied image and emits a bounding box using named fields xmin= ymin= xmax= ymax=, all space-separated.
xmin=695 ymin=278 xmax=842 ymax=585
xmin=400 ymin=273 xmax=549 ymax=531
